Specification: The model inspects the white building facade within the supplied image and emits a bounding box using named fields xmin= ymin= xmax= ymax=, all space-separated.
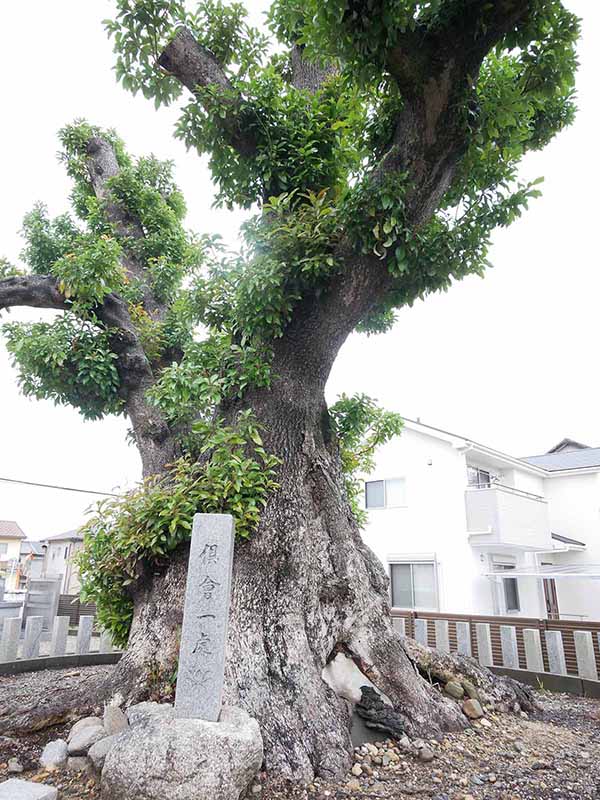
xmin=362 ymin=422 xmax=600 ymax=621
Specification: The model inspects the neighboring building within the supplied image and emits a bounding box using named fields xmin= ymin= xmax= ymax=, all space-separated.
xmin=362 ymin=420 xmax=600 ymax=622
xmin=42 ymin=530 xmax=85 ymax=594
xmin=16 ymin=540 xmax=46 ymax=588
xmin=0 ymin=520 xmax=27 ymax=590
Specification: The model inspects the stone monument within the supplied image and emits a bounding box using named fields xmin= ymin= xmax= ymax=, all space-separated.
xmin=175 ymin=513 xmax=235 ymax=721
xmin=101 ymin=513 xmax=263 ymax=800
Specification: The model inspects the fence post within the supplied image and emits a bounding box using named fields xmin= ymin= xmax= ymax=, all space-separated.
xmin=574 ymin=631 xmax=598 ymax=681
xmin=392 ymin=617 xmax=406 ymax=637
xmin=99 ymin=630 xmax=115 ymax=654
xmin=0 ymin=617 xmax=21 ymax=663
xmin=523 ymin=629 xmax=544 ymax=672
xmin=545 ymin=630 xmax=567 ymax=675
xmin=22 ymin=616 xmax=43 ymax=659
xmin=500 ymin=625 xmax=519 ymax=669
xmin=456 ymin=622 xmax=471 ymax=656
xmin=475 ymin=623 xmax=493 ymax=667
xmin=434 ymin=619 xmax=450 ymax=652
xmin=51 ymin=616 xmax=70 ymax=657
xmin=76 ymin=615 xmax=94 ymax=655
xmin=414 ymin=618 xmax=428 ymax=646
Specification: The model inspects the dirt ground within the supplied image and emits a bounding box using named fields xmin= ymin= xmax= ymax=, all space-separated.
xmin=0 ymin=665 xmax=599 ymax=799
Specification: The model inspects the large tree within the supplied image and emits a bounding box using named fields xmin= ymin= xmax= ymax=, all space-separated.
xmin=0 ymin=0 xmax=579 ymax=780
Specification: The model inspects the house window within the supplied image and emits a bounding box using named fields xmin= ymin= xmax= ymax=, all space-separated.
xmin=494 ymin=562 xmax=521 ymax=612
xmin=0 ymin=543 xmax=8 ymax=556
xmin=503 ymin=578 xmax=520 ymax=612
xmin=365 ymin=478 xmax=406 ymax=509
xmin=467 ymin=466 xmax=492 ymax=488
xmin=389 ymin=562 xmax=438 ymax=609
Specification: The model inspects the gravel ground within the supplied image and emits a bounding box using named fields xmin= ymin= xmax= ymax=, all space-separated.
xmin=1 ymin=666 xmax=599 ymax=799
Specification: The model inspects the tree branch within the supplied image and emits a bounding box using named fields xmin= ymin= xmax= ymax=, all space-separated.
xmin=0 ymin=274 xmax=67 ymax=313
xmin=290 ymin=46 xmax=338 ymax=93
xmin=435 ymin=0 xmax=533 ymax=73
xmin=85 ymin=137 xmax=165 ymax=320
xmin=158 ymin=27 xmax=257 ymax=156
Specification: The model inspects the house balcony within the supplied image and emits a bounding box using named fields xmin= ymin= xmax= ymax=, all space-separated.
xmin=465 ymin=484 xmax=553 ymax=552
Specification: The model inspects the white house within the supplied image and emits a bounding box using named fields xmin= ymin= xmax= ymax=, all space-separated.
xmin=0 ymin=520 xmax=27 ymax=591
xmin=362 ymin=421 xmax=600 ymax=622
xmin=42 ymin=530 xmax=84 ymax=594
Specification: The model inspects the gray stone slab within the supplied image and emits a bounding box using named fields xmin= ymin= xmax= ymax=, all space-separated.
xmin=546 ymin=630 xmax=567 ymax=675
xmin=22 ymin=616 xmax=43 ymax=659
xmin=175 ymin=513 xmax=235 ymax=721
xmin=434 ymin=619 xmax=450 ymax=653
xmin=523 ymin=628 xmax=544 ymax=672
xmin=414 ymin=618 xmax=428 ymax=646
xmin=500 ymin=625 xmax=519 ymax=669
xmin=574 ymin=630 xmax=598 ymax=681
xmin=475 ymin=623 xmax=493 ymax=667
xmin=456 ymin=622 xmax=471 ymax=656
xmin=99 ymin=630 xmax=115 ymax=654
xmin=392 ymin=617 xmax=405 ymax=637
xmin=76 ymin=615 xmax=94 ymax=655
xmin=0 ymin=778 xmax=57 ymax=799
xmin=0 ymin=616 xmax=21 ymax=663
xmin=50 ymin=616 xmax=69 ymax=657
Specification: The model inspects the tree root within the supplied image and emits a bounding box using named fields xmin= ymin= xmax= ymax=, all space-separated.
xmin=0 ymin=665 xmax=113 ymax=735
xmin=402 ymin=637 xmax=538 ymax=714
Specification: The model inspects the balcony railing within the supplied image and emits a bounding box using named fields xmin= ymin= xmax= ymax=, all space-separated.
xmin=465 ymin=483 xmax=552 ymax=550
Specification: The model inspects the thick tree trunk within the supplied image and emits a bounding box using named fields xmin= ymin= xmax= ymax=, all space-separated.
xmin=0 ymin=365 xmax=534 ymax=776
xmin=109 ymin=368 xmax=472 ymax=779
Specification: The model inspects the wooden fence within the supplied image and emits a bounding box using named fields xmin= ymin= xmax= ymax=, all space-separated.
xmin=392 ymin=609 xmax=600 ymax=680
xmin=57 ymin=594 xmax=97 ymax=627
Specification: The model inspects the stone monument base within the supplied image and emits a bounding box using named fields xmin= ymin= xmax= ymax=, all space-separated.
xmin=101 ymin=705 xmax=263 ymax=800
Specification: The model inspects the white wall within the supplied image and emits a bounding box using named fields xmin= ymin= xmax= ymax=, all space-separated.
xmin=544 ymin=472 xmax=600 ymax=620
xmin=363 ymin=428 xmax=600 ymax=621
xmin=361 ymin=428 xmax=494 ymax=614
xmin=43 ymin=541 xmax=68 ymax=590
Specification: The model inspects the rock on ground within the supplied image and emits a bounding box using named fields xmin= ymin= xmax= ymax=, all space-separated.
xmin=88 ymin=734 xmax=122 ymax=772
xmin=0 ymin=778 xmax=58 ymax=799
xmin=39 ymin=739 xmax=68 ymax=770
xmin=67 ymin=725 xmax=105 ymax=756
xmin=103 ymin=707 xmax=128 ymax=737
xmin=101 ymin=706 xmax=263 ymax=800
xmin=67 ymin=718 xmax=102 ymax=744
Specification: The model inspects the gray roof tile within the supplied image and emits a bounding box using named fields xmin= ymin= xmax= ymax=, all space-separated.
xmin=523 ymin=447 xmax=600 ymax=471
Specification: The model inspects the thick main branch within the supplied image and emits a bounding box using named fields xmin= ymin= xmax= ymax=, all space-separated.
xmin=85 ymin=137 xmax=164 ymax=320
xmin=0 ymin=274 xmax=67 ymax=313
xmin=159 ymin=27 xmax=257 ymax=156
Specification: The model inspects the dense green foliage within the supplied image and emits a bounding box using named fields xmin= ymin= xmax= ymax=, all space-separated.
xmin=4 ymin=316 xmax=123 ymax=420
xmin=105 ymin=0 xmax=579 ymax=333
xmin=1 ymin=0 xmax=580 ymax=642
xmin=78 ymin=412 xmax=280 ymax=645
xmin=330 ymin=394 xmax=403 ymax=526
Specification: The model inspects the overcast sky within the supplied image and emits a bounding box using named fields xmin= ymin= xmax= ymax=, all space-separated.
xmin=0 ymin=1 xmax=598 ymax=540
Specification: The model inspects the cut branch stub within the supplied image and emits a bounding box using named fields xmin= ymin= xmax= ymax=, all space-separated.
xmin=159 ymin=27 xmax=257 ymax=157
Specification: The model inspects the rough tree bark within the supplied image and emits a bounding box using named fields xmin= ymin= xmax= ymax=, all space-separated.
xmin=0 ymin=2 xmax=539 ymax=781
